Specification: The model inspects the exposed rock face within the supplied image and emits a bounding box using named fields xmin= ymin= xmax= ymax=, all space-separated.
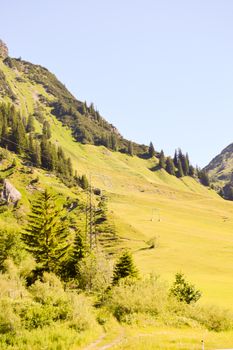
xmin=1 ymin=180 xmax=21 ymax=204
xmin=0 ymin=40 xmax=8 ymax=59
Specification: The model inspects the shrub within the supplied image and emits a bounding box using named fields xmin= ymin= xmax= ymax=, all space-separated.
xmin=104 ymin=275 xmax=168 ymax=323
xmin=68 ymin=293 xmax=97 ymax=331
xmin=0 ymin=299 xmax=20 ymax=334
xmin=77 ymin=251 xmax=112 ymax=293
xmin=19 ymin=301 xmax=54 ymax=329
xmin=29 ymin=273 xmax=71 ymax=320
xmin=188 ymin=305 xmax=233 ymax=332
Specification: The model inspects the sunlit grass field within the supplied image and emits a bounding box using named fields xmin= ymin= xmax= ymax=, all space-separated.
xmin=1 ymin=58 xmax=233 ymax=349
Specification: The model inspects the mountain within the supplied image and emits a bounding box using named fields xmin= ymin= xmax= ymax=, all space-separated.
xmin=0 ymin=39 xmax=233 ymax=313
xmin=0 ymin=40 xmax=147 ymax=156
xmin=204 ymin=143 xmax=233 ymax=199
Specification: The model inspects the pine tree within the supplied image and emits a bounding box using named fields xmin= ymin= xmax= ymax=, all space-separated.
xmin=21 ymin=189 xmax=70 ymax=274
xmin=111 ymin=134 xmax=118 ymax=151
xmin=159 ymin=150 xmax=166 ymax=169
xmin=80 ymin=174 xmax=89 ymax=190
xmin=112 ymin=251 xmax=138 ymax=285
xmin=198 ymin=171 xmax=210 ymax=187
xmin=148 ymin=142 xmax=156 ymax=158
xmin=188 ymin=165 xmax=195 ymax=177
xmin=165 ymin=157 xmax=176 ymax=175
xmin=42 ymin=120 xmax=52 ymax=139
xmin=173 ymin=150 xmax=178 ymax=168
xmin=177 ymin=159 xmax=184 ymax=178
xmin=11 ymin=118 xmax=27 ymax=154
xmin=170 ymin=273 xmax=202 ymax=304
xmin=26 ymin=115 xmax=35 ymax=133
xmin=181 ymin=154 xmax=189 ymax=176
xmin=128 ymin=141 xmax=134 ymax=156
xmin=62 ymin=230 xmax=86 ymax=279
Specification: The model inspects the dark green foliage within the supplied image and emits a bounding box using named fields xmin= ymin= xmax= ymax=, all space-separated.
xmin=148 ymin=142 xmax=156 ymax=158
xmin=62 ymin=230 xmax=86 ymax=280
xmin=94 ymin=196 xmax=117 ymax=252
xmin=21 ymin=189 xmax=70 ymax=274
xmin=128 ymin=141 xmax=134 ymax=156
xmin=176 ymin=159 xmax=184 ymax=178
xmin=42 ymin=120 xmax=51 ymax=139
xmin=173 ymin=150 xmax=178 ymax=168
xmin=159 ymin=150 xmax=166 ymax=169
xmin=26 ymin=115 xmax=35 ymax=133
xmin=165 ymin=157 xmax=176 ymax=176
xmin=198 ymin=170 xmax=210 ymax=187
xmin=221 ymin=183 xmax=233 ymax=200
xmin=170 ymin=273 xmax=202 ymax=304
xmin=0 ymin=227 xmax=22 ymax=270
xmin=188 ymin=165 xmax=195 ymax=177
xmin=79 ymin=174 xmax=89 ymax=190
xmin=112 ymin=251 xmax=138 ymax=285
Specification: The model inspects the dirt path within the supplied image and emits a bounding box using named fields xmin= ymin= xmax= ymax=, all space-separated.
xmin=82 ymin=329 xmax=124 ymax=350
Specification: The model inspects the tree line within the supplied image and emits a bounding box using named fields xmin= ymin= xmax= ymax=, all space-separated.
xmin=0 ymin=103 xmax=74 ymax=184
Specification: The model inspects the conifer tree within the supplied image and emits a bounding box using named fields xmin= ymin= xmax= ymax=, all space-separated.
xmin=198 ymin=171 xmax=210 ymax=187
xmin=26 ymin=115 xmax=35 ymax=133
xmin=42 ymin=120 xmax=52 ymax=139
xmin=94 ymin=196 xmax=117 ymax=251
xmin=80 ymin=174 xmax=89 ymax=190
xmin=177 ymin=159 xmax=184 ymax=178
xmin=173 ymin=150 xmax=178 ymax=168
xmin=112 ymin=251 xmax=138 ymax=285
xmin=128 ymin=141 xmax=134 ymax=156
xmin=148 ymin=142 xmax=156 ymax=158
xmin=11 ymin=118 xmax=27 ymax=154
xmin=21 ymin=189 xmax=70 ymax=274
xmin=159 ymin=150 xmax=166 ymax=169
xmin=188 ymin=165 xmax=195 ymax=177
xmin=181 ymin=154 xmax=189 ymax=176
xmin=62 ymin=230 xmax=86 ymax=279
xmin=165 ymin=157 xmax=176 ymax=175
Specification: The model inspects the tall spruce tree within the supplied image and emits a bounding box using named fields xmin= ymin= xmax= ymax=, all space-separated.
xmin=26 ymin=115 xmax=35 ymax=133
xmin=21 ymin=189 xmax=70 ymax=274
xmin=159 ymin=150 xmax=166 ymax=169
xmin=165 ymin=157 xmax=176 ymax=175
xmin=112 ymin=251 xmax=138 ymax=285
xmin=173 ymin=150 xmax=178 ymax=168
xmin=148 ymin=142 xmax=156 ymax=158
xmin=177 ymin=159 xmax=184 ymax=178
xmin=128 ymin=141 xmax=134 ymax=156
xmin=42 ymin=120 xmax=52 ymax=139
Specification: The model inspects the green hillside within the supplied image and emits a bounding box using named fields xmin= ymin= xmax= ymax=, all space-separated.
xmin=1 ymin=43 xmax=233 ymax=349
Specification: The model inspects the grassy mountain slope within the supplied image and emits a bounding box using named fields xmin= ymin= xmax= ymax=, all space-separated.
xmin=0 ymin=51 xmax=233 ymax=312
xmin=204 ymin=142 xmax=233 ymax=186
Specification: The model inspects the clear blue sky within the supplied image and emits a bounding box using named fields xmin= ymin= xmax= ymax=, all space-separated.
xmin=1 ymin=0 xmax=233 ymax=167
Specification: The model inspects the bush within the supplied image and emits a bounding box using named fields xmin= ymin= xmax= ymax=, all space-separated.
xmin=0 ymin=299 xmax=21 ymax=334
xmin=188 ymin=305 xmax=233 ymax=332
xmin=68 ymin=293 xmax=97 ymax=331
xmin=77 ymin=251 xmax=112 ymax=293
xmin=29 ymin=273 xmax=71 ymax=320
xmin=19 ymin=301 xmax=54 ymax=329
xmin=104 ymin=275 xmax=168 ymax=323
xmin=0 ymin=227 xmax=24 ymax=271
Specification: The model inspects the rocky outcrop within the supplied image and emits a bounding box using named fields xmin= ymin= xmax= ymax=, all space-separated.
xmin=1 ymin=180 xmax=21 ymax=204
xmin=0 ymin=40 xmax=8 ymax=59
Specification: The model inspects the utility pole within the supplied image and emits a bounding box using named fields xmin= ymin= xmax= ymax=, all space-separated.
xmin=85 ymin=172 xmax=112 ymax=250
